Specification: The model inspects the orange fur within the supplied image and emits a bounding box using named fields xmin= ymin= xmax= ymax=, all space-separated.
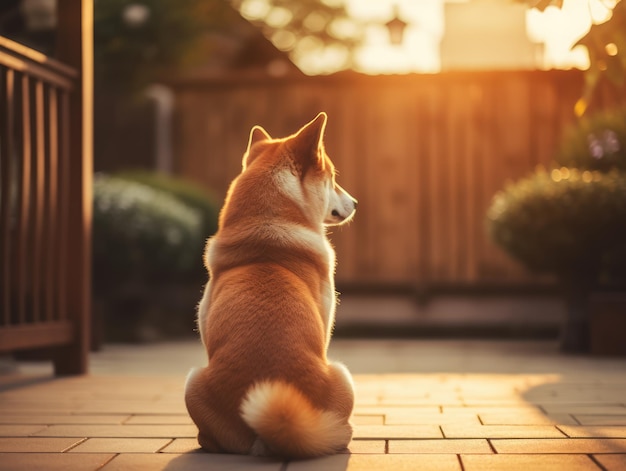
xmin=184 ymin=113 xmax=357 ymax=458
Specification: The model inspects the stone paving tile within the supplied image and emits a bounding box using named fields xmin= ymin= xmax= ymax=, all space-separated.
xmin=461 ymin=400 xmax=532 ymax=407
xmin=0 ymin=414 xmax=130 ymax=425
xmin=100 ymin=453 xmax=283 ymax=471
xmin=389 ymin=438 xmax=492 ymax=454
xmin=0 ymin=404 xmax=78 ymax=415
xmin=383 ymin=409 xmax=482 ymax=425
xmin=541 ymin=405 xmax=626 ymax=414
xmin=491 ymin=438 xmax=626 ymax=454
xmin=77 ymin=402 xmax=187 ymax=415
xmin=352 ymin=415 xmax=384 ymax=425
xmin=32 ymin=424 xmax=197 ymax=438
xmin=377 ymin=397 xmax=465 ymax=407
xmin=123 ymin=414 xmax=194 ymax=425
xmin=160 ymin=438 xmax=201 ymax=454
xmin=287 ymin=454 xmax=462 ymax=471
xmin=344 ymin=440 xmax=385 ymax=454
xmin=0 ymin=424 xmax=48 ymax=436
xmin=442 ymin=424 xmax=566 ymax=439
xmin=461 ymin=454 xmax=601 ymax=471
xmin=0 ymin=453 xmax=115 ymax=471
xmin=0 ymin=437 xmax=84 ymax=452
xmin=353 ymin=406 xmax=440 ymax=415
xmin=559 ymin=426 xmax=626 ymax=438
xmin=353 ymin=425 xmax=442 ymax=439
xmin=575 ymin=415 xmax=626 ymax=425
xmin=593 ymin=454 xmax=626 ymax=471
xmin=68 ymin=437 xmax=172 ymax=453
xmin=479 ymin=411 xmax=578 ymax=425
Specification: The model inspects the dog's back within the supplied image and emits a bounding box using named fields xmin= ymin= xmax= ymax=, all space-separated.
xmin=185 ymin=113 xmax=356 ymax=458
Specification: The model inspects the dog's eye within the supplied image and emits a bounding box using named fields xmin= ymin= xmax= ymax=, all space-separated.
xmin=331 ymin=210 xmax=340 ymax=217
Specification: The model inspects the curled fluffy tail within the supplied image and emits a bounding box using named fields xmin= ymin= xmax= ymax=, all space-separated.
xmin=240 ymin=380 xmax=351 ymax=458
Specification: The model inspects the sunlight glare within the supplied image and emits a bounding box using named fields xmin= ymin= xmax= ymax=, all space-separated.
xmin=346 ymin=0 xmax=443 ymax=74
xmin=605 ymin=43 xmax=618 ymax=56
xmin=303 ymin=12 xmax=330 ymax=32
xmin=272 ymin=30 xmax=297 ymax=51
xmin=526 ymin=0 xmax=616 ymax=70
xmin=243 ymin=0 xmax=618 ymax=75
xmin=265 ymin=7 xmax=292 ymax=29
xmin=329 ymin=17 xmax=361 ymax=41
xmin=239 ymin=0 xmax=271 ymax=21
xmin=295 ymin=41 xmax=351 ymax=75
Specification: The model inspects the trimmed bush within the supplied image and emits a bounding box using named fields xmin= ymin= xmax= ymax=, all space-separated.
xmin=116 ymin=170 xmax=219 ymax=240
xmin=93 ymin=174 xmax=204 ymax=284
xmin=556 ymin=108 xmax=626 ymax=172
xmin=487 ymin=168 xmax=626 ymax=279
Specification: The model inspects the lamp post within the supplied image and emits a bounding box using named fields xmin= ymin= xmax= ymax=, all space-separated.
xmin=385 ymin=4 xmax=408 ymax=46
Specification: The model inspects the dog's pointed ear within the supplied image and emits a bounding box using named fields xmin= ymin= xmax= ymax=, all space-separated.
xmin=242 ymin=125 xmax=271 ymax=170
xmin=289 ymin=112 xmax=327 ymax=171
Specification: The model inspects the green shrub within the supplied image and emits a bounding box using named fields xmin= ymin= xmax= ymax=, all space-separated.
xmin=93 ymin=174 xmax=203 ymax=284
xmin=116 ymin=170 xmax=219 ymax=240
xmin=556 ymin=108 xmax=626 ymax=172
xmin=487 ymin=168 xmax=626 ymax=278
xmin=92 ymin=173 xmax=221 ymax=342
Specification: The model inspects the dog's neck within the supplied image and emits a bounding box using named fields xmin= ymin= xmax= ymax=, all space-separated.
xmin=208 ymin=220 xmax=333 ymax=280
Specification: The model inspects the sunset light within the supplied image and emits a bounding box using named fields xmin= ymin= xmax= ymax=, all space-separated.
xmin=239 ymin=0 xmax=618 ymax=75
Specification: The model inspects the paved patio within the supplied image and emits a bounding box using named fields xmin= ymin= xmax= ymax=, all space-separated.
xmin=1 ymin=339 xmax=625 ymax=470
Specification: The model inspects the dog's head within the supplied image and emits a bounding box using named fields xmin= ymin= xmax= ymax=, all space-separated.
xmin=241 ymin=112 xmax=357 ymax=227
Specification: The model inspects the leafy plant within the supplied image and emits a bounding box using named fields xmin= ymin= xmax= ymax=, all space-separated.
xmin=231 ymin=0 xmax=364 ymax=74
xmin=92 ymin=173 xmax=220 ymax=342
xmin=94 ymin=0 xmax=235 ymax=93
xmin=556 ymin=108 xmax=626 ymax=172
xmin=487 ymin=167 xmax=626 ymax=278
xmin=92 ymin=174 xmax=204 ymax=284
xmin=516 ymin=0 xmax=626 ymax=114
xmin=116 ymin=170 xmax=219 ymax=238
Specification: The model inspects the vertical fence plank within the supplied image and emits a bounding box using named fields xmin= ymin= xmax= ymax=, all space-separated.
xmin=1 ymin=68 xmax=15 ymax=324
xmin=46 ymin=86 xmax=59 ymax=322
xmin=414 ymin=84 xmax=431 ymax=288
xmin=17 ymin=74 xmax=32 ymax=323
xmin=57 ymin=90 xmax=70 ymax=323
xmin=32 ymin=79 xmax=45 ymax=323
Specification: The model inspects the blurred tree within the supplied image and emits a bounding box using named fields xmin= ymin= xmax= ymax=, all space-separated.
xmin=231 ymin=0 xmax=364 ymax=74
xmin=517 ymin=0 xmax=625 ymax=115
xmin=95 ymin=0 xmax=361 ymax=93
xmin=95 ymin=0 xmax=234 ymax=93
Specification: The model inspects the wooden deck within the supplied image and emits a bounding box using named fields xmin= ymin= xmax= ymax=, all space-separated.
xmin=1 ymin=339 xmax=625 ymax=470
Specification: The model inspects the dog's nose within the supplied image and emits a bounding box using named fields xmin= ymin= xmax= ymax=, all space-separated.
xmin=352 ymin=199 xmax=358 ymax=209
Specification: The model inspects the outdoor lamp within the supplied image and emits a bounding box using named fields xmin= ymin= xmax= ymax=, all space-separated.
xmin=385 ymin=5 xmax=408 ymax=46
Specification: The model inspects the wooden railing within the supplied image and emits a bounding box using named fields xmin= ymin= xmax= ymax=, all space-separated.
xmin=0 ymin=34 xmax=90 ymax=374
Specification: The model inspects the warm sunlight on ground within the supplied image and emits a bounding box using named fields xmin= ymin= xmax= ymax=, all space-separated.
xmin=239 ymin=0 xmax=617 ymax=75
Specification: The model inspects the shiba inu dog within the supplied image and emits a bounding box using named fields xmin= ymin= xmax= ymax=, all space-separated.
xmin=185 ymin=112 xmax=357 ymax=459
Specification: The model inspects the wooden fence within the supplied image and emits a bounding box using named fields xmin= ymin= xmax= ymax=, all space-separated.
xmin=0 ymin=0 xmax=92 ymax=376
xmin=171 ymin=70 xmax=623 ymax=291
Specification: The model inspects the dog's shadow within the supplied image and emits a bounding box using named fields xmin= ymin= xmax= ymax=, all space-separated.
xmin=162 ymin=450 xmax=351 ymax=471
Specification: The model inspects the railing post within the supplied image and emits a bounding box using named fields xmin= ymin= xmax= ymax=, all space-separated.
xmin=53 ymin=0 xmax=93 ymax=375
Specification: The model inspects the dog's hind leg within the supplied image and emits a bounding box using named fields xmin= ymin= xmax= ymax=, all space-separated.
xmin=323 ymin=360 xmax=355 ymax=451
xmin=326 ymin=361 xmax=355 ymax=419
xmin=185 ymin=368 xmax=222 ymax=452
